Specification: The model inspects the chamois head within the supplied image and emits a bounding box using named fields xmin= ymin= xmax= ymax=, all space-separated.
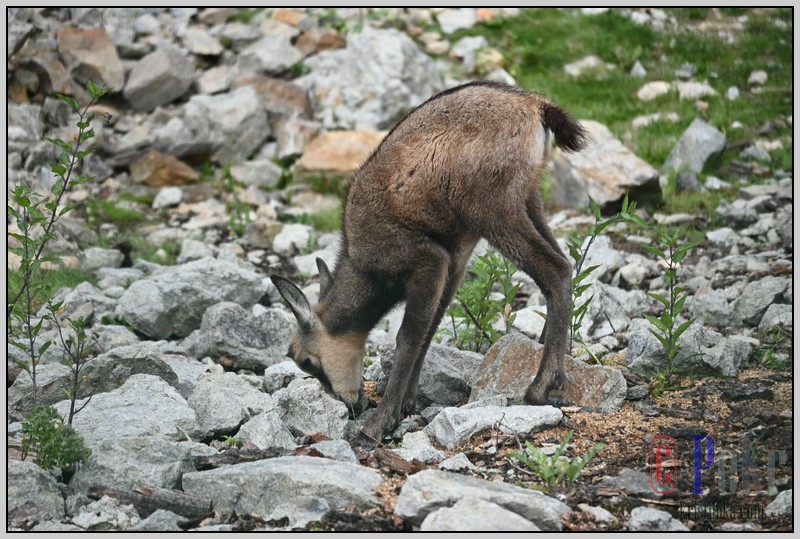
xmin=270 ymin=259 xmax=366 ymax=409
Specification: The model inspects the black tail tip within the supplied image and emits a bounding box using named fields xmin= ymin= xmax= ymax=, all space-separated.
xmin=542 ymin=102 xmax=588 ymax=153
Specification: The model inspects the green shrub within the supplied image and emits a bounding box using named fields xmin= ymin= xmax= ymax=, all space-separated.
xmin=22 ymin=405 xmax=92 ymax=471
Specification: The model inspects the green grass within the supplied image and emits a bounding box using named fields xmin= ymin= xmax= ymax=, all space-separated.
xmin=119 ymin=193 xmax=156 ymax=206
xmin=9 ymin=267 xmax=97 ymax=312
xmin=231 ymin=8 xmax=263 ymax=24
xmin=289 ymin=208 xmax=343 ymax=233
xmin=85 ymin=200 xmax=148 ymax=230
xmin=96 ymin=232 xmax=181 ymax=266
xmin=457 ymin=8 xmax=792 ymax=173
xmin=306 ymin=174 xmax=348 ymax=199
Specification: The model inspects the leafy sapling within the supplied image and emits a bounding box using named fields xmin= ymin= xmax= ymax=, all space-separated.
xmin=641 ymin=230 xmax=701 ymax=396
xmin=8 ymin=80 xmax=109 ymax=411
xmin=564 ymin=194 xmax=645 ymax=364
xmin=11 ymin=82 xmax=110 ymax=473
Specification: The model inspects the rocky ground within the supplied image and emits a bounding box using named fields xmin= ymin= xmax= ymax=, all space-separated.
xmin=7 ymin=8 xmax=793 ymax=532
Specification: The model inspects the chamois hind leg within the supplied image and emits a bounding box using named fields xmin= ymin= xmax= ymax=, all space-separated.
xmin=526 ymin=189 xmax=571 ymax=345
xmin=481 ymin=211 xmax=572 ymax=406
xmin=360 ymin=241 xmax=450 ymax=442
xmin=400 ymin=237 xmax=478 ymax=415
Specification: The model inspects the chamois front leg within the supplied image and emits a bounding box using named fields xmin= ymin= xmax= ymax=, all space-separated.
xmin=357 ymin=248 xmax=449 ymax=445
xmin=400 ymin=238 xmax=477 ymax=415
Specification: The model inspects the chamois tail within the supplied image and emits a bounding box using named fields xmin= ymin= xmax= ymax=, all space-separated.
xmin=540 ymin=101 xmax=587 ymax=153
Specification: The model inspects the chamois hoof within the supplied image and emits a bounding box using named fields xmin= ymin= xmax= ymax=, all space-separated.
xmin=401 ymin=396 xmax=417 ymax=415
xmin=524 ymin=380 xmax=552 ymax=407
xmin=349 ymin=429 xmax=379 ymax=451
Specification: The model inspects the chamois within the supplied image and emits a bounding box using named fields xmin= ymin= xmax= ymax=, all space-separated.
xmin=271 ymin=80 xmax=587 ymax=443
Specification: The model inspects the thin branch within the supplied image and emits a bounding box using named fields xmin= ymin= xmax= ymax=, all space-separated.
xmin=7 ymin=98 xmax=98 ymax=317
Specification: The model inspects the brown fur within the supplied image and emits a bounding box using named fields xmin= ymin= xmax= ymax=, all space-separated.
xmin=272 ymin=80 xmax=587 ymax=442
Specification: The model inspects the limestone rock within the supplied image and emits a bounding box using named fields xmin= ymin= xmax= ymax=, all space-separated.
xmin=551 ymin=120 xmax=661 ymax=210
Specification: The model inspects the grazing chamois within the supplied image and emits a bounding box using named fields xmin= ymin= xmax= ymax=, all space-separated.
xmin=271 ymin=80 xmax=586 ymax=443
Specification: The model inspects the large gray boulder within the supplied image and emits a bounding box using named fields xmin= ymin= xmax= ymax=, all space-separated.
xmin=424 ymin=401 xmax=563 ymax=449
xmin=188 ymin=372 xmax=275 ymax=438
xmin=8 ymin=103 xmax=44 ymax=154
xmin=8 ymin=343 xmax=179 ymax=419
xmin=42 ymin=281 xmax=117 ymax=328
xmin=8 ymin=460 xmax=66 ymax=524
xmin=297 ymin=26 xmax=444 ymax=130
xmin=470 ymin=333 xmax=627 ymax=412
xmin=182 ymin=456 xmax=381 ymax=524
xmin=272 ymin=378 xmax=349 ymax=439
xmin=263 ymin=360 xmax=306 ymax=394
xmin=236 ymin=33 xmax=303 ymax=75
xmin=662 ymin=118 xmax=726 ymax=174
xmin=421 ymin=498 xmax=540 ymax=531
xmin=53 ymin=374 xmax=202 ymax=444
xmin=115 ymin=257 xmax=268 ymax=339
xmin=90 ymin=324 xmax=141 ymax=354
xmin=628 ymin=507 xmax=688 ymax=531
xmin=71 ymin=495 xmax=141 ymax=531
xmin=765 ymin=489 xmax=792 ymax=516
xmin=625 ymin=319 xmax=756 ymax=376
xmin=758 ymin=303 xmax=792 ymax=334
xmin=235 ymin=411 xmax=297 ymax=451
xmin=69 ymin=436 xmax=195 ymax=495
xmin=380 ymin=342 xmax=483 ymax=408
xmin=392 ymin=430 xmax=446 ymax=463
xmin=183 ymin=303 xmax=294 ymax=372
xmin=577 ymin=282 xmax=632 ymax=340
xmin=182 ymin=85 xmax=270 ymax=164
xmin=690 ymin=287 xmax=741 ymax=328
xmin=395 ymin=469 xmax=570 ymax=530
xmin=551 ymin=120 xmax=661 ymax=210
xmin=161 ymin=355 xmax=212 ymax=399
xmin=123 ymin=46 xmax=195 ymax=112
xmin=77 ymin=247 xmax=124 ymax=273
xmin=732 ymin=276 xmax=791 ymax=327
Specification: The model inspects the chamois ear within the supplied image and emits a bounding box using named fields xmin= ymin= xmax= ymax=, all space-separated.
xmin=316 ymin=258 xmax=333 ymax=299
xmin=270 ymin=275 xmax=315 ymax=332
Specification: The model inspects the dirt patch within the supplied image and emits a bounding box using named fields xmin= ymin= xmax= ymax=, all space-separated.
xmin=319 ymin=365 xmax=793 ymax=531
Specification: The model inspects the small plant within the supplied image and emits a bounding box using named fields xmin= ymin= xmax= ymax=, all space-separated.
xmin=564 ymin=194 xmax=645 ymax=364
xmin=21 ymin=405 xmax=92 ymax=472
xmin=288 ymin=61 xmax=312 ymax=79
xmin=443 ymin=251 xmax=519 ymax=352
xmin=274 ymin=154 xmax=299 ymax=191
xmin=225 ymin=199 xmax=253 ymax=238
xmin=641 ymin=230 xmax=700 ymax=396
xmin=508 ymin=432 xmax=606 ymax=493
xmin=221 ymin=435 xmax=244 ymax=449
xmin=199 ymin=163 xmax=244 ymax=193
xmin=301 ymin=229 xmax=320 ymax=255
xmin=231 ymin=7 xmax=263 ymax=24
xmin=755 ymin=330 xmax=792 ymax=371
